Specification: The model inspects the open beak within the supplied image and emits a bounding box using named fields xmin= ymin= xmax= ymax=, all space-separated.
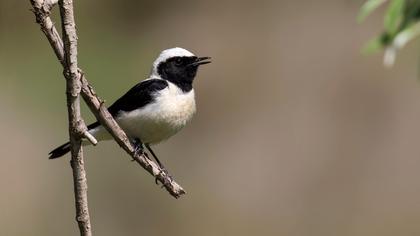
xmin=190 ymin=56 xmax=212 ymax=67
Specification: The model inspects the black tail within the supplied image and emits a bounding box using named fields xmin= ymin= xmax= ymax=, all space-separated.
xmin=49 ymin=142 xmax=71 ymax=159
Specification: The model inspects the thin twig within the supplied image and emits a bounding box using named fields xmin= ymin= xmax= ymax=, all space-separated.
xmin=83 ymin=130 xmax=98 ymax=146
xmin=29 ymin=0 xmax=186 ymax=198
xmin=58 ymin=0 xmax=92 ymax=235
xmin=30 ymin=0 xmax=65 ymax=66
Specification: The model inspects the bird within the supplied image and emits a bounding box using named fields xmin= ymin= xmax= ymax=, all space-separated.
xmin=49 ymin=47 xmax=211 ymax=170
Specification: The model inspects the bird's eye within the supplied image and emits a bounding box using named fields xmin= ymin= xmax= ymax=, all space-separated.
xmin=175 ymin=58 xmax=183 ymax=66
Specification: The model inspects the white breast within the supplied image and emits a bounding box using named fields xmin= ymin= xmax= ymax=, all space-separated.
xmin=116 ymin=82 xmax=196 ymax=144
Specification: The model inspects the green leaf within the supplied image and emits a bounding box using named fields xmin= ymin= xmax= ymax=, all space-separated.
xmin=392 ymin=21 xmax=420 ymax=48
xmin=358 ymin=0 xmax=388 ymax=22
xmin=362 ymin=36 xmax=385 ymax=54
xmin=382 ymin=22 xmax=420 ymax=66
xmin=384 ymin=0 xmax=405 ymax=34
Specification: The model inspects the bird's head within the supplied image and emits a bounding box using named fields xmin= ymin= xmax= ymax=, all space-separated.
xmin=151 ymin=47 xmax=211 ymax=91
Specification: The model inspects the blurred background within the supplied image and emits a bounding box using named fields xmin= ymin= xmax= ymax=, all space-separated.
xmin=1 ymin=0 xmax=420 ymax=235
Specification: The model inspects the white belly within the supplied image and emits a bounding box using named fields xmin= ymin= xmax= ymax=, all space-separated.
xmin=115 ymin=84 xmax=196 ymax=144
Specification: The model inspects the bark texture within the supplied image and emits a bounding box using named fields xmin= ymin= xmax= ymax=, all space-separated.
xmin=58 ymin=0 xmax=92 ymax=235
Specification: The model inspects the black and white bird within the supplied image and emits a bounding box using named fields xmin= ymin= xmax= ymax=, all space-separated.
xmin=49 ymin=47 xmax=211 ymax=168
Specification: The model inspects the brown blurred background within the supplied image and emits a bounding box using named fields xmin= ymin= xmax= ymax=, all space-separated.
xmin=2 ymin=0 xmax=420 ymax=235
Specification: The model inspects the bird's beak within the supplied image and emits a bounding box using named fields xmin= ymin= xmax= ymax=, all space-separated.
xmin=190 ymin=57 xmax=212 ymax=67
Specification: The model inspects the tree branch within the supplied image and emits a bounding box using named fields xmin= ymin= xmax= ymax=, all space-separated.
xmin=59 ymin=0 xmax=92 ymax=235
xmin=29 ymin=0 xmax=186 ymax=198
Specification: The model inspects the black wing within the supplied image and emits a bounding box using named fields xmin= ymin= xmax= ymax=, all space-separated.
xmin=108 ymin=79 xmax=168 ymax=115
xmin=87 ymin=79 xmax=168 ymax=130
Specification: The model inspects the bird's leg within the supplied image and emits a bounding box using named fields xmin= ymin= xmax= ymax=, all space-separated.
xmin=145 ymin=144 xmax=163 ymax=168
xmin=145 ymin=144 xmax=172 ymax=184
xmin=131 ymin=138 xmax=145 ymax=161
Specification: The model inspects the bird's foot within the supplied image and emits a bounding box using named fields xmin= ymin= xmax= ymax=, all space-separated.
xmin=132 ymin=138 xmax=144 ymax=160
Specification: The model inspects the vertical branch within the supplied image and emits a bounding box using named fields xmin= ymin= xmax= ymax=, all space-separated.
xmin=58 ymin=0 xmax=92 ymax=235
